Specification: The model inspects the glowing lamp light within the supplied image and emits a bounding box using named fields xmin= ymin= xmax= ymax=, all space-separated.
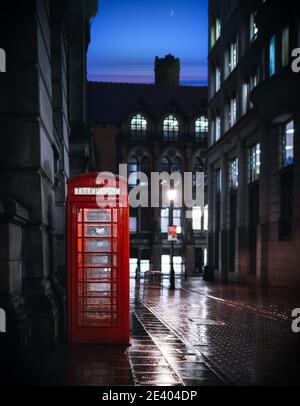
xmin=167 ymin=189 xmax=177 ymax=202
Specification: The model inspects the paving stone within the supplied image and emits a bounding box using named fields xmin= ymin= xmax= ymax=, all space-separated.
xmin=133 ymin=278 xmax=300 ymax=386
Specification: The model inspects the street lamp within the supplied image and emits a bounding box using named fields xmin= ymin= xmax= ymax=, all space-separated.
xmin=167 ymin=189 xmax=177 ymax=202
xmin=167 ymin=188 xmax=177 ymax=290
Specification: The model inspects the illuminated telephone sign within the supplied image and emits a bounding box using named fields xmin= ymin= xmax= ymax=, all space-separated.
xmin=67 ymin=173 xmax=129 ymax=344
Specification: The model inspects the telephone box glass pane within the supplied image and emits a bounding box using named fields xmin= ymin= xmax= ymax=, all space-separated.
xmin=86 ymin=282 xmax=111 ymax=293
xmin=78 ymin=268 xmax=112 ymax=281
xmin=74 ymin=206 xmax=121 ymax=330
xmin=84 ymin=254 xmax=111 ymax=266
xmin=93 ymin=268 xmax=112 ymax=280
xmin=84 ymin=209 xmax=111 ymax=223
xmin=78 ymin=283 xmax=111 ymax=297
xmin=85 ymin=225 xmax=111 ymax=237
xmin=78 ymin=297 xmax=116 ymax=311
xmin=78 ymin=299 xmax=115 ymax=313
xmin=84 ymin=239 xmax=110 ymax=253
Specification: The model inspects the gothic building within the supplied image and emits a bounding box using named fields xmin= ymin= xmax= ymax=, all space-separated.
xmin=89 ymin=55 xmax=208 ymax=279
xmin=207 ymin=0 xmax=300 ymax=288
xmin=0 ymin=0 xmax=98 ymax=362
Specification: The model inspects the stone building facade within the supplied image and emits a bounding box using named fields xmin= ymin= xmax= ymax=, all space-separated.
xmin=207 ymin=0 xmax=300 ymax=288
xmin=0 ymin=0 xmax=98 ymax=360
xmin=89 ymin=57 xmax=208 ymax=278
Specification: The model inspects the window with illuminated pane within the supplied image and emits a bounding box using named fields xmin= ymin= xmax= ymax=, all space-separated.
xmin=195 ymin=116 xmax=208 ymax=140
xmin=160 ymin=208 xmax=169 ymax=233
xmin=280 ymin=120 xmax=294 ymax=241
xmin=128 ymin=152 xmax=150 ymax=187
xmin=282 ymin=120 xmax=294 ymax=168
xmin=163 ymin=115 xmax=179 ymax=140
xmin=192 ymin=205 xmax=208 ymax=231
xmin=229 ymin=158 xmax=239 ymax=191
xmin=131 ymin=114 xmax=147 ymax=139
xmin=249 ymin=143 xmax=261 ymax=183
xmin=173 ymin=209 xmax=182 ymax=233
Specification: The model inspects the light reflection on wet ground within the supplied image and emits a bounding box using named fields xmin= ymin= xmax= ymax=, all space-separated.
xmin=3 ymin=278 xmax=299 ymax=386
xmin=133 ymin=278 xmax=300 ymax=386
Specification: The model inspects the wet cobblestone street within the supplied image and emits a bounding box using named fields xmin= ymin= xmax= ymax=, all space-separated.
xmin=4 ymin=278 xmax=300 ymax=387
xmin=132 ymin=278 xmax=300 ymax=386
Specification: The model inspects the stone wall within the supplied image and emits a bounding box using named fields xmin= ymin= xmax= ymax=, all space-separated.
xmin=0 ymin=0 xmax=97 ymax=359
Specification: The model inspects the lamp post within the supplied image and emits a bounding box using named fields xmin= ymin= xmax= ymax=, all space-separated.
xmin=167 ymin=188 xmax=177 ymax=291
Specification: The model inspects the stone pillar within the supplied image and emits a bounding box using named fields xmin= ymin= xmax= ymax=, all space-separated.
xmin=0 ymin=222 xmax=23 ymax=297
xmin=184 ymin=218 xmax=195 ymax=275
xmin=257 ymin=125 xmax=269 ymax=286
xmin=185 ymin=245 xmax=195 ymax=275
xmin=237 ymin=140 xmax=247 ymax=282
xmin=220 ymin=154 xmax=228 ymax=282
xmin=184 ymin=145 xmax=194 ymax=274
xmin=150 ymin=144 xmax=162 ymax=272
xmin=50 ymin=1 xmax=70 ymax=338
xmin=0 ymin=199 xmax=31 ymax=361
xmin=151 ymin=222 xmax=162 ymax=272
xmin=207 ymin=164 xmax=214 ymax=273
xmin=292 ymin=113 xmax=300 ymax=288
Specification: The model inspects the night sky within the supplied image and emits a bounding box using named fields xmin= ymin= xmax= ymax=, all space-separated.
xmin=88 ymin=0 xmax=208 ymax=85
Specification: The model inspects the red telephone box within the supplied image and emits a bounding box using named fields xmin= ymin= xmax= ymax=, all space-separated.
xmin=67 ymin=173 xmax=129 ymax=344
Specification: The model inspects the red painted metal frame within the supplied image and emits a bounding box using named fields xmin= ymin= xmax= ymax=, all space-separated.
xmin=67 ymin=173 xmax=129 ymax=344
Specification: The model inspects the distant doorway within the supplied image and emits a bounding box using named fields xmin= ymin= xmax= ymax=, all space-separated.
xmin=161 ymin=255 xmax=183 ymax=275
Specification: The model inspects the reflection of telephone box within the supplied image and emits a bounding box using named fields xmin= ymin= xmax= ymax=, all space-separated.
xmin=67 ymin=173 xmax=129 ymax=344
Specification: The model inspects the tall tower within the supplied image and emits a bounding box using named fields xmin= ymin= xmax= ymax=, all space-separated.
xmin=155 ymin=54 xmax=180 ymax=86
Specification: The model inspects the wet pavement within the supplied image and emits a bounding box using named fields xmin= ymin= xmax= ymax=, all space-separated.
xmin=4 ymin=277 xmax=300 ymax=386
xmin=131 ymin=302 xmax=226 ymax=386
xmin=182 ymin=279 xmax=300 ymax=321
xmin=129 ymin=315 xmax=183 ymax=386
xmin=3 ymin=345 xmax=134 ymax=386
xmin=134 ymin=278 xmax=300 ymax=386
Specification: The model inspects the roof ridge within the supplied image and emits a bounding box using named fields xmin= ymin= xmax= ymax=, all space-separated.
xmin=88 ymin=81 xmax=207 ymax=90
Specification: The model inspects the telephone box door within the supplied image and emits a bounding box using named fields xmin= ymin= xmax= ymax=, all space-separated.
xmin=67 ymin=175 xmax=129 ymax=344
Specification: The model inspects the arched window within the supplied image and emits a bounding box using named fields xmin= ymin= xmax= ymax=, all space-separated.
xmin=193 ymin=157 xmax=204 ymax=172
xmin=195 ymin=116 xmax=208 ymax=140
xmin=128 ymin=152 xmax=150 ymax=187
xmin=163 ymin=115 xmax=179 ymax=140
xmin=172 ymin=157 xmax=182 ymax=173
xmin=161 ymin=152 xmax=182 ymax=174
xmin=140 ymin=156 xmax=150 ymax=176
xmin=161 ymin=157 xmax=171 ymax=173
xmin=131 ymin=114 xmax=147 ymax=139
